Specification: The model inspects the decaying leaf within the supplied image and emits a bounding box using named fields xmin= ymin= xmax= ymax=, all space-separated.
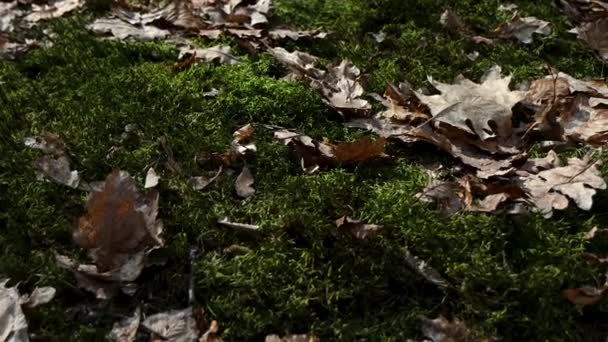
xmin=405 ymin=251 xmax=449 ymax=289
xmin=335 ymin=216 xmax=383 ymax=240
xmin=56 ymin=170 xmax=163 ymax=298
xmin=0 ymin=280 xmax=55 ymax=342
xmin=496 ymin=15 xmax=551 ymax=44
xmin=519 ymin=156 xmax=606 ymax=217
xmin=268 ymin=48 xmax=371 ymax=116
xmin=419 ymin=315 xmax=472 ymax=342
xmin=265 ymin=335 xmax=320 ymax=342
xmin=563 ymin=285 xmax=608 ymax=306
xmin=109 ymin=307 xmax=141 ymax=342
xmin=235 ymin=166 xmax=255 ymax=198
xmin=273 ymin=128 xmax=386 ymax=172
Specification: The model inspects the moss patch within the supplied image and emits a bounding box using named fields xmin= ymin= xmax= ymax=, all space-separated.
xmin=1 ymin=0 xmax=608 ymax=341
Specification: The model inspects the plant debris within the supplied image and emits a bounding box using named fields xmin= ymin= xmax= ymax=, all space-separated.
xmin=235 ymin=166 xmax=255 ymax=198
xmin=496 ymin=15 xmax=551 ymax=44
xmin=265 ymin=335 xmax=320 ymax=342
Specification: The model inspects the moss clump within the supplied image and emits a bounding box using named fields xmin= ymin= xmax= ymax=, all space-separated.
xmin=1 ymin=0 xmax=607 ymax=341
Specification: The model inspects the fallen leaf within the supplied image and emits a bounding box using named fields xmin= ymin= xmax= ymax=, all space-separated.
xmin=496 ymin=15 xmax=551 ymax=44
xmin=24 ymin=133 xmax=66 ymax=155
xmin=0 ymin=1 xmax=21 ymax=32
xmin=559 ymin=94 xmax=608 ymax=145
xmin=519 ymin=156 xmax=606 ymax=217
xmin=335 ymin=216 xmax=383 ymax=240
xmin=268 ymin=28 xmax=327 ymax=41
xmin=439 ymin=9 xmax=494 ymax=45
xmin=87 ymin=18 xmax=170 ymax=41
xmin=572 ymin=17 xmax=608 ymax=61
xmin=24 ymin=0 xmax=84 ymax=24
xmin=416 ymin=65 xmax=525 ymax=141
xmin=583 ymin=226 xmax=608 ymax=240
xmin=331 ymin=137 xmax=387 ymax=163
xmin=110 ymin=307 xmax=141 ymax=342
xmin=143 ymin=307 xmax=199 ymax=342
xmin=145 ymin=167 xmax=160 ymax=188
xmin=404 ymin=251 xmax=449 ymax=288
xmin=199 ymin=320 xmax=223 ymax=342
xmin=563 ymin=286 xmax=608 ymax=306
xmin=416 ymin=180 xmax=465 ymax=218
xmin=190 ymin=166 xmax=223 ymax=191
xmin=0 ymin=280 xmax=55 ymax=342
xmin=177 ymin=43 xmax=239 ymax=65
xmin=235 ymin=166 xmax=255 ymax=198
xmin=419 ymin=315 xmax=472 ymax=342
xmin=231 ymin=123 xmax=256 ymax=156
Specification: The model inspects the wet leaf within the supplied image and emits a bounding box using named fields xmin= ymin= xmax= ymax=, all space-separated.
xmin=335 ymin=216 xmax=383 ymax=240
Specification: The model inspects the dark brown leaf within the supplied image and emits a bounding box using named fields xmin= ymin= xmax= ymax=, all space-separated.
xmin=335 ymin=216 xmax=383 ymax=240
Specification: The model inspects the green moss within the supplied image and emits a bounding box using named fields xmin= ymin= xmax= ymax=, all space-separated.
xmin=1 ymin=0 xmax=607 ymax=341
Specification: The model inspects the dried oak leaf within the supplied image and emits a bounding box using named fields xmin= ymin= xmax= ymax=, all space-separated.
xmin=235 ymin=166 xmax=255 ymax=198
xmin=496 ymin=15 xmax=551 ymax=44
xmin=231 ymin=123 xmax=256 ymax=156
xmin=0 ymin=280 xmax=55 ymax=342
xmin=416 ymin=179 xmax=464 ymax=218
xmin=273 ymin=129 xmax=386 ymax=172
xmin=416 ymin=65 xmax=525 ymax=141
xmin=268 ymin=48 xmax=371 ymax=116
xmin=268 ymin=28 xmax=327 ymax=41
xmin=87 ymin=18 xmax=170 ymax=40
xmin=519 ymin=156 xmax=606 ymax=217
xmin=335 ymin=216 xmax=383 ymax=240
xmin=563 ymin=286 xmax=608 ymax=306
xmin=265 ymin=335 xmax=319 ymax=342
xmin=57 ymin=170 xmax=163 ymax=298
xmin=195 ymin=0 xmax=271 ymax=28
xmin=419 ymin=315 xmax=473 ymax=342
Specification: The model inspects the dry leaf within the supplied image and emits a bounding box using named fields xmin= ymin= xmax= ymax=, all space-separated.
xmin=24 ymin=0 xmax=84 ymax=24
xmin=145 ymin=168 xmax=160 ymax=189
xmin=404 ymin=251 xmax=449 ymax=288
xmin=416 ymin=65 xmax=525 ymax=141
xmin=335 ymin=216 xmax=383 ymax=240
xmin=88 ymin=18 xmax=170 ymax=40
xmin=273 ymin=128 xmax=386 ymax=172
xmin=563 ymin=286 xmax=608 ymax=306
xmin=439 ymin=9 xmax=494 ymax=45
xmin=420 ymin=315 xmax=471 ymax=342
xmin=199 ymin=320 xmax=223 ymax=342
xmin=583 ymin=226 xmax=608 ymax=240
xmin=496 ymin=15 xmax=551 ymax=44
xmin=416 ymin=180 xmax=464 ymax=218
xmin=231 ymin=123 xmax=256 ymax=156
xmin=265 ymin=335 xmax=320 ymax=342
xmin=268 ymin=28 xmax=327 ymax=41
xmin=0 ymin=280 xmax=55 ymax=342
xmin=572 ymin=17 xmax=608 ymax=61
xmin=143 ymin=307 xmax=199 ymax=342
xmin=190 ymin=166 xmax=223 ymax=191
xmin=0 ymin=1 xmax=21 ymax=32
xmin=177 ymin=43 xmax=239 ymax=65
xmin=235 ymin=166 xmax=255 ymax=198
xmin=110 ymin=307 xmax=141 ymax=342
xmin=559 ymin=94 xmax=608 ymax=145
xmin=56 ymin=170 xmax=163 ymax=298
xmin=519 ymin=156 xmax=606 ymax=217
